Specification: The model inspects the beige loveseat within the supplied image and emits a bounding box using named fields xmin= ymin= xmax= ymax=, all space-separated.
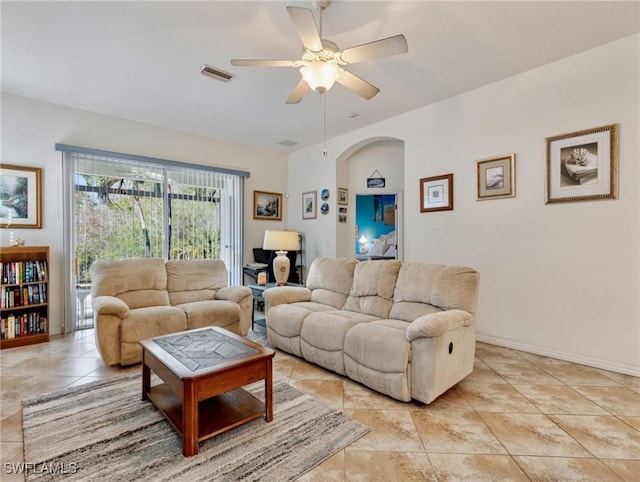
xmin=264 ymin=257 xmax=479 ymax=404
xmin=90 ymin=258 xmax=252 ymax=366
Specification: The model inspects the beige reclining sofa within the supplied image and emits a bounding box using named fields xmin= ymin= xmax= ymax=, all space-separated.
xmin=264 ymin=257 xmax=479 ymax=404
xmin=90 ymin=258 xmax=252 ymax=366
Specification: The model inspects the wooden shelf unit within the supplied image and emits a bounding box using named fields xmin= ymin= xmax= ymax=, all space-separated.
xmin=1 ymin=246 xmax=50 ymax=349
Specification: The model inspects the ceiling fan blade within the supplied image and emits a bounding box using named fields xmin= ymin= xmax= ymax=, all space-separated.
xmin=286 ymin=6 xmax=322 ymax=52
xmin=340 ymin=34 xmax=408 ymax=64
xmin=285 ymin=79 xmax=311 ymax=104
xmin=230 ymin=59 xmax=299 ymax=67
xmin=336 ymin=70 xmax=380 ymax=100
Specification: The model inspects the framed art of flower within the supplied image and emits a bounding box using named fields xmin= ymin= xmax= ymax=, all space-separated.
xmin=253 ymin=190 xmax=282 ymax=221
xmin=545 ymin=124 xmax=618 ymax=204
xmin=420 ymin=174 xmax=453 ymax=213
xmin=0 ymin=164 xmax=42 ymax=228
xmin=302 ymin=191 xmax=317 ymax=220
xmin=477 ymin=154 xmax=515 ymax=200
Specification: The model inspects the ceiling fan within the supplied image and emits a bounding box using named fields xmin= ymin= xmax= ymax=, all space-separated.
xmin=230 ymin=1 xmax=408 ymax=104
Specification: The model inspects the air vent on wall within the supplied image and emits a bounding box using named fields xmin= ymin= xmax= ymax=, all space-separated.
xmin=200 ymin=64 xmax=234 ymax=83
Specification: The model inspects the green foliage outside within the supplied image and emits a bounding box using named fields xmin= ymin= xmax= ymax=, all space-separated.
xmin=74 ymin=175 xmax=221 ymax=285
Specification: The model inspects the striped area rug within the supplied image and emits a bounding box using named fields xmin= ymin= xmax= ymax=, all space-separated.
xmin=22 ymin=374 xmax=369 ymax=481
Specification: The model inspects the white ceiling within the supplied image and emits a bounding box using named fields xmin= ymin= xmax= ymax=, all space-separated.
xmin=2 ymin=1 xmax=639 ymax=152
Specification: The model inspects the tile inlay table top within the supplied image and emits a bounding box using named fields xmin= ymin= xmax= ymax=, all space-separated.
xmin=140 ymin=326 xmax=275 ymax=456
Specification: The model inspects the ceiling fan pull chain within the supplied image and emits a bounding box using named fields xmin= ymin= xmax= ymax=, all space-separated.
xmin=322 ymin=93 xmax=328 ymax=157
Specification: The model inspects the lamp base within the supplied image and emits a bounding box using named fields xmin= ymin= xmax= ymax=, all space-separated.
xmin=273 ymin=250 xmax=291 ymax=286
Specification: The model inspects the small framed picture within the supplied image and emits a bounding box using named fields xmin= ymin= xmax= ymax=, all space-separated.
xmin=420 ymin=174 xmax=453 ymax=213
xmin=477 ymin=154 xmax=515 ymax=200
xmin=302 ymin=191 xmax=317 ymax=220
xmin=0 ymin=164 xmax=42 ymax=228
xmin=546 ymin=124 xmax=618 ymax=203
xmin=253 ymin=190 xmax=282 ymax=221
xmin=338 ymin=187 xmax=348 ymax=205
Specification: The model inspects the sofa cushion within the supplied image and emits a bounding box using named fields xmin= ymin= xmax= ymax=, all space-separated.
xmin=120 ymin=305 xmax=187 ymax=344
xmin=344 ymin=320 xmax=411 ymax=401
xmin=343 ymin=260 xmax=401 ymax=318
xmin=166 ymin=259 xmax=228 ymax=305
xmin=306 ymin=257 xmax=357 ymax=308
xmin=91 ymin=258 xmax=170 ymax=309
xmin=177 ymin=299 xmax=240 ymax=330
xmin=432 ymin=266 xmax=479 ymax=314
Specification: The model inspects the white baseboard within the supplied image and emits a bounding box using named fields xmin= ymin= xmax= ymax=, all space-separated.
xmin=476 ymin=333 xmax=640 ymax=377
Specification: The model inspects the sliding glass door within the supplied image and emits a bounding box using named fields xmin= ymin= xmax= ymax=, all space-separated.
xmin=61 ymin=146 xmax=246 ymax=332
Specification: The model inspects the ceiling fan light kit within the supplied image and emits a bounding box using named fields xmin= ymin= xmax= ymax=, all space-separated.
xmin=229 ymin=2 xmax=408 ymax=103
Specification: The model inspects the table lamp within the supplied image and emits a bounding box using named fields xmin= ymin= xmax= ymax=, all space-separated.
xmin=359 ymin=235 xmax=368 ymax=254
xmin=263 ymin=230 xmax=299 ymax=285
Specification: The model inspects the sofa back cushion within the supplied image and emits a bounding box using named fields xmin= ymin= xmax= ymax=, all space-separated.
xmin=390 ymin=263 xmax=479 ymax=320
xmin=344 ymin=260 xmax=401 ymax=318
xmin=306 ymin=257 xmax=357 ymax=309
xmin=166 ymin=259 xmax=228 ymax=305
xmin=90 ymin=258 xmax=170 ymax=309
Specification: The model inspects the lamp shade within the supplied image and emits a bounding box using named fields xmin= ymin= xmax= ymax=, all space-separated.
xmin=263 ymin=230 xmax=299 ymax=252
xmin=300 ymin=61 xmax=341 ymax=93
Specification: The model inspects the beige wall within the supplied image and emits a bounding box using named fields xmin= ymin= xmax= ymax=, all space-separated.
xmin=288 ymin=35 xmax=640 ymax=375
xmin=1 ymin=93 xmax=288 ymax=335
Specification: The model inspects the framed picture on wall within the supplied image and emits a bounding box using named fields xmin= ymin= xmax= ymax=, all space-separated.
xmin=420 ymin=174 xmax=453 ymax=213
xmin=302 ymin=191 xmax=317 ymax=220
xmin=338 ymin=187 xmax=348 ymax=205
xmin=253 ymin=190 xmax=282 ymax=221
xmin=477 ymin=153 xmax=515 ymax=200
xmin=0 ymin=164 xmax=42 ymax=228
xmin=545 ymin=124 xmax=618 ymax=203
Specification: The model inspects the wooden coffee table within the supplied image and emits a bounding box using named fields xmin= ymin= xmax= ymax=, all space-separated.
xmin=140 ymin=326 xmax=275 ymax=456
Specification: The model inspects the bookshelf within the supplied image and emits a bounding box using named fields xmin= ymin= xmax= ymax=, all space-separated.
xmin=0 ymin=246 xmax=49 ymax=349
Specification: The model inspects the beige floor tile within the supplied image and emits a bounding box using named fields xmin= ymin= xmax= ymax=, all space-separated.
xmin=345 ymin=450 xmax=436 ymax=482
xmin=489 ymin=361 xmax=564 ymax=385
xmin=540 ymin=364 xmax=624 ymax=386
xmin=512 ymin=384 xmax=610 ymax=415
xmin=411 ymin=386 xmax=474 ymax=412
xmin=601 ymin=459 xmax=640 ymax=482
xmin=412 ymin=410 xmax=507 ymax=454
xmin=461 ymin=359 xmax=508 ymax=384
xmin=344 ymin=409 xmax=425 ymax=452
xmin=0 ymin=441 xmax=25 ymax=482
xmin=571 ymin=386 xmax=640 ymax=416
xmin=479 ymin=413 xmax=592 ymax=457
xmin=549 ymin=414 xmax=640 ymax=459
xmin=618 ymin=415 xmax=640 ymax=431
xmin=515 ymin=455 xmax=624 ymax=481
xmin=428 ymin=453 xmax=529 ymax=481
xmin=0 ymin=410 xmax=23 ymax=442
xmin=290 ymin=358 xmax=343 ymax=381
xmin=290 ymin=379 xmax=344 ymax=411
xmin=298 ymin=450 xmax=345 ymax=481
xmin=594 ymin=369 xmax=640 ymax=390
xmin=343 ymin=379 xmax=413 ymax=410
xmin=475 ymin=344 xmax=528 ymax=364
xmin=458 ymin=383 xmax=541 ymax=413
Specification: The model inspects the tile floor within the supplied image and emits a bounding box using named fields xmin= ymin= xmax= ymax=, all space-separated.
xmin=1 ymin=327 xmax=639 ymax=481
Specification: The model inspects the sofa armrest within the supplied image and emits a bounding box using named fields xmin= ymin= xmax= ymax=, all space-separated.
xmin=93 ymin=295 xmax=129 ymax=318
xmin=262 ymin=286 xmax=311 ymax=311
xmin=405 ymin=309 xmax=473 ymax=340
xmin=215 ymin=286 xmax=252 ymax=304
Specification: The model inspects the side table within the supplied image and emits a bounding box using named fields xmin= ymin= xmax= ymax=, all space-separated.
xmin=248 ymin=282 xmax=304 ymax=331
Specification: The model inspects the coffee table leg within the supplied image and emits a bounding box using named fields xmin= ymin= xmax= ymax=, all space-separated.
xmin=142 ymin=354 xmax=150 ymax=401
xmin=183 ymin=382 xmax=198 ymax=456
xmin=265 ymin=358 xmax=273 ymax=422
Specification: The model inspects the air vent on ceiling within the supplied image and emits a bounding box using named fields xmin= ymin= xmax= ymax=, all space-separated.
xmin=278 ymin=140 xmax=299 ymax=147
xmin=200 ymin=64 xmax=233 ymax=83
